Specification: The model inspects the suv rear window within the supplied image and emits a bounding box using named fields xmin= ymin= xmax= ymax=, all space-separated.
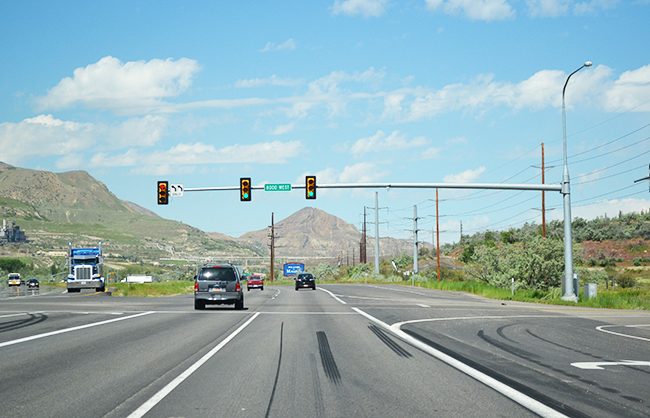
xmin=198 ymin=267 xmax=237 ymax=281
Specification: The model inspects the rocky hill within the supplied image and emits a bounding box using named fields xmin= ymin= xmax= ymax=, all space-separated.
xmin=0 ymin=163 xmax=259 ymax=262
xmin=236 ymin=207 xmax=419 ymax=259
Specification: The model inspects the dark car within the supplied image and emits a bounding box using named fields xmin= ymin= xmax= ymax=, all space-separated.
xmin=295 ymin=273 xmax=316 ymax=290
xmin=27 ymin=278 xmax=39 ymax=288
xmin=194 ymin=264 xmax=244 ymax=310
xmin=247 ymin=275 xmax=264 ymax=291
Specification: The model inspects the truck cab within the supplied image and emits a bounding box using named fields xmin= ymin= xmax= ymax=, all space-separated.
xmin=8 ymin=273 xmax=21 ymax=287
xmin=67 ymin=242 xmax=105 ymax=293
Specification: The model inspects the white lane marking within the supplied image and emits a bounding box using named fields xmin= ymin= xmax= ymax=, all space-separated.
xmin=318 ymin=287 xmax=347 ymax=304
xmin=0 ymin=311 xmax=154 ymax=349
xmin=393 ymin=315 xmax=558 ymax=328
xmin=127 ymin=313 xmax=260 ymax=418
xmin=417 ymin=304 xmax=430 ymax=308
xmin=364 ymin=284 xmax=429 ymax=296
xmin=596 ymin=324 xmax=650 ymax=342
xmin=353 ymin=307 xmax=571 ymax=418
xmin=0 ymin=313 xmax=29 ymax=319
xmin=272 ymin=289 xmax=281 ymax=300
xmin=571 ymin=360 xmax=650 ymax=370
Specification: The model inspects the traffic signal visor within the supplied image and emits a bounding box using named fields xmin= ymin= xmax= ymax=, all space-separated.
xmin=240 ymin=177 xmax=251 ymax=201
xmin=306 ymin=176 xmax=316 ymax=199
xmin=157 ymin=181 xmax=169 ymax=205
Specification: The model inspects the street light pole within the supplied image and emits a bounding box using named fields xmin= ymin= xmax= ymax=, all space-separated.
xmin=561 ymin=61 xmax=592 ymax=302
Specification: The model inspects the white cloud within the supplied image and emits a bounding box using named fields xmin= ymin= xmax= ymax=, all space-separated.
xmin=391 ymin=64 xmax=621 ymax=121
xmin=420 ymin=146 xmax=442 ymax=159
xmin=35 ymin=56 xmax=200 ymax=114
xmin=555 ymin=198 xmax=650 ymax=221
xmin=0 ymin=115 xmax=94 ymax=165
xmin=332 ymin=0 xmax=388 ymax=18
xmin=443 ymin=167 xmax=486 ymax=183
xmin=339 ymin=162 xmax=389 ymax=183
xmin=602 ymin=64 xmax=650 ymax=112
xmin=573 ymin=0 xmax=619 ymax=15
xmin=90 ymin=140 xmax=305 ymax=168
xmin=350 ymin=130 xmax=427 ymax=154
xmin=0 ymin=114 xmax=169 ymax=166
xmin=259 ymin=38 xmax=297 ymax=52
xmin=527 ymin=0 xmax=570 ymax=17
xmin=55 ymin=153 xmax=85 ymax=170
xmin=425 ymin=0 xmax=516 ymax=21
xmin=268 ymin=122 xmax=296 ymax=135
xmin=235 ymin=75 xmax=304 ymax=88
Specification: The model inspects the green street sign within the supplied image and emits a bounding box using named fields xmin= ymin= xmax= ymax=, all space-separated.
xmin=265 ymin=183 xmax=292 ymax=191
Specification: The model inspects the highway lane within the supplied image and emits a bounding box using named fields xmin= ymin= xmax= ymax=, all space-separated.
xmin=0 ymin=284 xmax=648 ymax=417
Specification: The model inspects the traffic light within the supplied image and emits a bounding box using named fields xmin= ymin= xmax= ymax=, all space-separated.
xmin=306 ymin=175 xmax=316 ymax=199
xmin=157 ymin=181 xmax=169 ymax=205
xmin=240 ymin=177 xmax=251 ymax=201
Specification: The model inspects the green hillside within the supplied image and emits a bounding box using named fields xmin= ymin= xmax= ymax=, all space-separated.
xmin=0 ymin=163 xmax=261 ymax=264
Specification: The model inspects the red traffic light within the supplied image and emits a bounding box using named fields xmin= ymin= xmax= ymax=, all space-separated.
xmin=306 ymin=176 xmax=316 ymax=199
xmin=157 ymin=181 xmax=169 ymax=205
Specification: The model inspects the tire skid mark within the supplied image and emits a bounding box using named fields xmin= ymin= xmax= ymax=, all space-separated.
xmin=368 ymin=324 xmax=412 ymax=358
xmin=0 ymin=313 xmax=48 ymax=333
xmin=264 ymin=322 xmax=284 ymax=418
xmin=317 ymin=331 xmax=341 ymax=384
xmin=310 ymin=353 xmax=326 ymax=418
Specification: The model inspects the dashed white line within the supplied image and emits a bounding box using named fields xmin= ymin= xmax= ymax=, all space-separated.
xmin=127 ymin=313 xmax=260 ymax=418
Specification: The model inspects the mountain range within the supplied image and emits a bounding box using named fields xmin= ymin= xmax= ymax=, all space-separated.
xmin=0 ymin=164 xmax=417 ymax=265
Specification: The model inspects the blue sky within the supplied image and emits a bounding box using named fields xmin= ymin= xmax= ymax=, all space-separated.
xmin=1 ymin=0 xmax=650 ymax=246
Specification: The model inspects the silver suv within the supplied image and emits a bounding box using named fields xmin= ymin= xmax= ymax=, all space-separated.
xmin=194 ymin=264 xmax=244 ymax=310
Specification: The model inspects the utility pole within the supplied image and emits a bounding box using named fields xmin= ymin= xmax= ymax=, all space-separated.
xmin=413 ymin=205 xmax=419 ymax=275
xmin=436 ymin=188 xmax=441 ymax=282
xmin=460 ymin=221 xmax=463 ymax=245
xmin=374 ymin=192 xmax=380 ymax=274
xmin=542 ymin=142 xmax=546 ymax=238
xmin=269 ymin=212 xmax=275 ymax=283
xmin=360 ymin=206 xmax=367 ymax=264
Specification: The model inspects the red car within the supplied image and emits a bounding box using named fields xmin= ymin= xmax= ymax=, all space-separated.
xmin=247 ymin=275 xmax=264 ymax=291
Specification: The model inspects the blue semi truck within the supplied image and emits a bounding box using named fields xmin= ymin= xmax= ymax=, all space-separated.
xmin=66 ymin=241 xmax=105 ymax=293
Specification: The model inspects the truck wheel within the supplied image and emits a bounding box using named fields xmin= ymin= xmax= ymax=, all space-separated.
xmin=98 ymin=287 xmax=105 ymax=293
xmin=194 ymin=300 xmax=205 ymax=310
xmin=235 ymin=299 xmax=244 ymax=310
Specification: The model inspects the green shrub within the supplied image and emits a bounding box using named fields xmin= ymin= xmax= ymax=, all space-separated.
xmin=617 ymin=271 xmax=637 ymax=288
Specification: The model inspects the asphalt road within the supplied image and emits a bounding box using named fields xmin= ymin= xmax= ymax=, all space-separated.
xmin=1 ymin=283 xmax=649 ymax=418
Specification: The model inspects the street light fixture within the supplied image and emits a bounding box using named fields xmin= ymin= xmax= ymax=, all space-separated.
xmin=561 ymin=61 xmax=592 ymax=302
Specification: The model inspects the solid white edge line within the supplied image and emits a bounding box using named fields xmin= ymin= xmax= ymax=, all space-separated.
xmin=352 ymin=307 xmax=570 ymax=418
xmin=318 ymin=287 xmax=347 ymax=304
xmin=0 ymin=311 xmax=155 ymax=349
xmin=596 ymin=324 xmax=650 ymax=342
xmin=127 ymin=312 xmax=261 ymax=418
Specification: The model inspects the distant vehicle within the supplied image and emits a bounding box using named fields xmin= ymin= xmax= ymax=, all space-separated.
xmin=194 ymin=264 xmax=244 ymax=310
xmin=121 ymin=275 xmax=153 ymax=283
xmin=20 ymin=279 xmax=25 ymax=286
xmin=247 ymin=275 xmax=264 ymax=291
xmin=27 ymin=278 xmax=39 ymax=288
xmin=8 ymin=273 xmax=21 ymax=287
xmin=66 ymin=241 xmax=105 ymax=293
xmin=295 ymin=273 xmax=316 ymax=290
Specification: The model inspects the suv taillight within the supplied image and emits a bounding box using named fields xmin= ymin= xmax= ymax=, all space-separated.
xmin=194 ymin=282 xmax=198 ymax=291
xmin=236 ymin=282 xmax=241 ymax=291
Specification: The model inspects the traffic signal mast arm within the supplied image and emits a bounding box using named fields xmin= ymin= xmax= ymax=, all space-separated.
xmin=184 ymin=182 xmax=562 ymax=192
